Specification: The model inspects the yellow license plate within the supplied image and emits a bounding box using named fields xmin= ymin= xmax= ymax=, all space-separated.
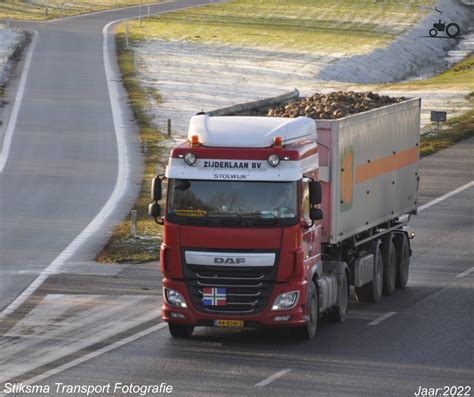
xmin=213 ymin=320 xmax=244 ymax=327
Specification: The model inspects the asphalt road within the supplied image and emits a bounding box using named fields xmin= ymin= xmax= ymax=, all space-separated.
xmin=3 ymin=138 xmax=472 ymax=396
xmin=0 ymin=0 xmax=217 ymax=313
xmin=0 ymin=2 xmax=472 ymax=396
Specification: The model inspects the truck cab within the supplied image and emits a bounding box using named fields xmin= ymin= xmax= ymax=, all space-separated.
xmin=149 ymin=115 xmax=348 ymax=339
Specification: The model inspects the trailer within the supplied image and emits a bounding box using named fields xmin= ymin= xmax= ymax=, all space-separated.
xmin=149 ymin=98 xmax=421 ymax=339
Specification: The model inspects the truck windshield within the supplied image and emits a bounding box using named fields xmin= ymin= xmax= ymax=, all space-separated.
xmin=167 ymin=179 xmax=298 ymax=226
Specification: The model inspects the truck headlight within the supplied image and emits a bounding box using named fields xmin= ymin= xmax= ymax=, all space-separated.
xmin=184 ymin=152 xmax=197 ymax=166
xmin=267 ymin=154 xmax=280 ymax=167
xmin=271 ymin=291 xmax=299 ymax=311
xmin=164 ymin=288 xmax=187 ymax=308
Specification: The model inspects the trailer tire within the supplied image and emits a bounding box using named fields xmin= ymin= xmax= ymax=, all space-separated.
xmin=294 ymin=281 xmax=318 ymax=340
xmin=168 ymin=323 xmax=194 ymax=338
xmin=382 ymin=234 xmax=397 ymax=296
xmin=329 ymin=270 xmax=348 ymax=322
xmin=395 ymin=233 xmax=410 ymax=288
xmin=356 ymin=240 xmax=383 ymax=303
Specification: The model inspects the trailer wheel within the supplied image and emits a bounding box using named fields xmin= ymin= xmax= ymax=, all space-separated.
xmin=329 ymin=271 xmax=348 ymax=322
xmin=168 ymin=323 xmax=194 ymax=338
xmin=294 ymin=281 xmax=318 ymax=340
xmin=356 ymin=240 xmax=383 ymax=303
xmin=382 ymin=234 xmax=396 ymax=296
xmin=395 ymin=233 xmax=410 ymax=288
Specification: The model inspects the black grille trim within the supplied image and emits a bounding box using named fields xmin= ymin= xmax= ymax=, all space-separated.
xmin=182 ymin=248 xmax=279 ymax=315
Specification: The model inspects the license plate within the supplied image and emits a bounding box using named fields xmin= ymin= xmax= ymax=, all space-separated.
xmin=213 ymin=319 xmax=244 ymax=327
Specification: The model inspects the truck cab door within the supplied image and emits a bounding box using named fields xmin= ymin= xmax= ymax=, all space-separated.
xmin=302 ymin=180 xmax=320 ymax=272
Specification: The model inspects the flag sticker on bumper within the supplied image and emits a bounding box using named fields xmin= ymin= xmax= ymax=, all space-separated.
xmin=202 ymin=288 xmax=226 ymax=306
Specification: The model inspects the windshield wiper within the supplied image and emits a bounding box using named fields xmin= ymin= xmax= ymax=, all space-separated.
xmin=240 ymin=212 xmax=277 ymax=219
xmin=207 ymin=212 xmax=242 ymax=218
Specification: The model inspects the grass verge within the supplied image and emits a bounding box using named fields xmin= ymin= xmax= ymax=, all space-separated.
xmin=135 ymin=0 xmax=431 ymax=54
xmin=0 ymin=0 xmax=163 ymax=21
xmin=95 ymin=27 xmax=166 ymax=264
xmin=420 ymin=101 xmax=474 ymax=157
xmin=380 ymin=54 xmax=474 ymax=92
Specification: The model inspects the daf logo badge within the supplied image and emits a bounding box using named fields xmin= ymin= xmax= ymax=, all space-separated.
xmin=214 ymin=257 xmax=246 ymax=264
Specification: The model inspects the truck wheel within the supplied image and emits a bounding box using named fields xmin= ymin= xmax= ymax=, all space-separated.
xmin=395 ymin=233 xmax=410 ymax=288
xmin=168 ymin=323 xmax=194 ymax=338
xmin=382 ymin=234 xmax=396 ymax=296
xmin=294 ymin=281 xmax=318 ymax=340
xmin=356 ymin=240 xmax=383 ymax=303
xmin=329 ymin=271 xmax=348 ymax=322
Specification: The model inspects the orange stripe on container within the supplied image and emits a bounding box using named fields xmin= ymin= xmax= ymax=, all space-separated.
xmin=356 ymin=147 xmax=418 ymax=184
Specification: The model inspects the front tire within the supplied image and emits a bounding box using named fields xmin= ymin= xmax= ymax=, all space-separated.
xmin=294 ymin=281 xmax=318 ymax=340
xmin=168 ymin=323 xmax=194 ymax=338
xmin=429 ymin=28 xmax=438 ymax=37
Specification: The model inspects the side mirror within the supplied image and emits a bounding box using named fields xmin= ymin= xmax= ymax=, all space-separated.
xmin=309 ymin=181 xmax=322 ymax=205
xmin=151 ymin=177 xmax=162 ymax=201
xmin=310 ymin=208 xmax=323 ymax=221
xmin=148 ymin=202 xmax=162 ymax=218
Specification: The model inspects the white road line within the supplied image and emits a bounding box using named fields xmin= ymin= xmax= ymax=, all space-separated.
xmin=255 ymin=369 xmax=292 ymax=387
xmin=456 ymin=267 xmax=474 ymax=278
xmin=0 ymin=322 xmax=167 ymax=396
xmin=0 ymin=29 xmax=38 ymax=173
xmin=0 ymin=0 xmax=225 ymax=320
xmin=368 ymin=311 xmax=397 ymax=326
xmin=418 ymin=181 xmax=474 ymax=213
xmin=0 ymin=20 xmax=131 ymax=319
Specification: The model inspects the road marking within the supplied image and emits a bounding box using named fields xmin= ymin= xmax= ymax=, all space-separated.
xmin=0 ymin=322 xmax=167 ymax=396
xmin=255 ymin=369 xmax=292 ymax=387
xmin=0 ymin=1 xmax=224 ymax=321
xmin=0 ymin=29 xmax=38 ymax=173
xmin=418 ymin=181 xmax=474 ymax=213
xmin=456 ymin=267 xmax=474 ymax=278
xmin=0 ymin=20 xmax=132 ymax=319
xmin=0 ymin=295 xmax=161 ymax=384
xmin=368 ymin=311 xmax=397 ymax=326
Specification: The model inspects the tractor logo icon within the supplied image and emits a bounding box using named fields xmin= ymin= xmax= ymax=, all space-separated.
xmin=429 ymin=7 xmax=460 ymax=38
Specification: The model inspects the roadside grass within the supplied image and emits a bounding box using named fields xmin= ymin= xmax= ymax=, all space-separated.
xmin=0 ymin=0 xmax=163 ymax=20
xmin=420 ymin=103 xmax=474 ymax=157
xmin=380 ymin=54 xmax=474 ymax=91
xmin=95 ymin=28 xmax=165 ymax=264
xmin=135 ymin=0 xmax=431 ymax=54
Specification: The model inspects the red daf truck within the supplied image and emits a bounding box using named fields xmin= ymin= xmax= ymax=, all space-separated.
xmin=149 ymin=98 xmax=420 ymax=339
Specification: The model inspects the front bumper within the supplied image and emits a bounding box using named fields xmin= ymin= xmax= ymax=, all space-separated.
xmin=162 ymin=278 xmax=308 ymax=327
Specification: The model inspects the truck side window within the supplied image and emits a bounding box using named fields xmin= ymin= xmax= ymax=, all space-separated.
xmin=302 ymin=181 xmax=310 ymax=219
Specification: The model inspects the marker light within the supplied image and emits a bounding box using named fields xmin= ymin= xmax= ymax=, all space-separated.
xmin=184 ymin=152 xmax=197 ymax=166
xmin=191 ymin=135 xmax=200 ymax=146
xmin=273 ymin=136 xmax=282 ymax=147
xmin=164 ymin=288 xmax=187 ymax=308
xmin=272 ymin=291 xmax=299 ymax=311
xmin=267 ymin=154 xmax=280 ymax=167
